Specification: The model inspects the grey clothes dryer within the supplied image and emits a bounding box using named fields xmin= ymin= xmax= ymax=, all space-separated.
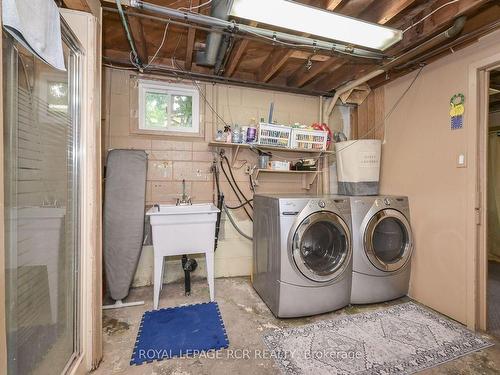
xmin=349 ymin=196 xmax=413 ymax=304
xmin=252 ymin=194 xmax=353 ymax=318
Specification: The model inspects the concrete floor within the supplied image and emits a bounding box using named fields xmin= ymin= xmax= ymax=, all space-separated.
xmin=93 ymin=277 xmax=500 ymax=375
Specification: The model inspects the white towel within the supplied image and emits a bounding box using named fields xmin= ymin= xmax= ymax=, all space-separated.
xmin=3 ymin=0 xmax=66 ymax=71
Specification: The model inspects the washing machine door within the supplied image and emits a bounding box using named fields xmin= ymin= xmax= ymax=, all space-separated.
xmin=291 ymin=211 xmax=351 ymax=283
xmin=363 ymin=209 xmax=413 ymax=272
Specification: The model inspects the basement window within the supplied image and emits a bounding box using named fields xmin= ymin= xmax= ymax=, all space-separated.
xmin=138 ymin=80 xmax=200 ymax=134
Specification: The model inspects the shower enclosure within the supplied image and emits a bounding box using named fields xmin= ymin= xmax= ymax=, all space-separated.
xmin=3 ymin=21 xmax=82 ymax=375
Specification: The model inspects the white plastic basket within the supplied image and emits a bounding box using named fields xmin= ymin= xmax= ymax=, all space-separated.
xmin=291 ymin=128 xmax=328 ymax=151
xmin=258 ymin=123 xmax=292 ymax=148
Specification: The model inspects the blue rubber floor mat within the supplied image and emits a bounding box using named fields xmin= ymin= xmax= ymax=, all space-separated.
xmin=130 ymin=302 xmax=229 ymax=365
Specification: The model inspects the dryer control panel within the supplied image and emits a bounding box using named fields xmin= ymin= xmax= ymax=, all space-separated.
xmin=307 ymin=198 xmax=351 ymax=215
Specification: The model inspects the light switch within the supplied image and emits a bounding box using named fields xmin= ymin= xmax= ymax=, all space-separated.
xmin=457 ymin=153 xmax=466 ymax=168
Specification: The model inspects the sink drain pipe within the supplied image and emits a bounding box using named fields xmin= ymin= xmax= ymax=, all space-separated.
xmin=182 ymin=255 xmax=198 ymax=296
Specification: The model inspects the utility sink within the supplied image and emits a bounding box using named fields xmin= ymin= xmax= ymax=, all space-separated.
xmin=146 ymin=203 xmax=220 ymax=309
xmin=148 ymin=203 xmax=219 ymax=216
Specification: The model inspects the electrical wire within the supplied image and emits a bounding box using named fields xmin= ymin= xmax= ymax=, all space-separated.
xmin=167 ymin=56 xmax=231 ymax=127
xmin=178 ymin=0 xmax=213 ymax=12
xmin=222 ymin=204 xmax=253 ymax=241
xmin=144 ymin=22 xmax=171 ymax=69
xmin=402 ymin=0 xmax=461 ymax=34
xmin=127 ymin=20 xmax=170 ymax=70
xmin=334 ymin=65 xmax=425 ymax=155
xmin=102 ymin=62 xmax=137 ymax=70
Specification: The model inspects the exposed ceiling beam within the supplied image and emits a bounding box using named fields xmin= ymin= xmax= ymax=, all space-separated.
xmin=334 ymin=0 xmax=377 ymax=16
xmin=290 ymin=51 xmax=330 ymax=61
xmin=255 ymin=0 xmax=319 ymax=82
xmin=287 ymin=57 xmax=345 ymax=87
xmin=286 ymin=0 xmax=383 ymax=88
xmin=314 ymin=0 xmax=492 ymax=92
xmin=257 ymin=49 xmax=295 ymax=82
xmin=102 ymin=48 xmax=332 ymax=96
xmin=63 ymin=0 xmax=101 ymax=17
xmin=128 ymin=16 xmax=148 ymax=64
xmin=311 ymin=64 xmax=374 ymax=92
xmin=394 ymin=0 xmax=489 ymax=51
xmin=184 ymin=0 xmax=199 ymax=70
xmin=368 ymin=3 xmax=500 ymax=88
xmin=224 ymin=21 xmax=257 ymax=77
xmin=358 ymin=0 xmax=419 ymax=24
xmin=185 ymin=28 xmax=197 ymax=70
xmin=223 ymin=39 xmax=250 ymax=76
xmin=325 ymin=0 xmax=346 ymax=11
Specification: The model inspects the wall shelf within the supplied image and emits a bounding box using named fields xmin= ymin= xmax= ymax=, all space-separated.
xmin=253 ymin=169 xmax=322 ymax=190
xmin=208 ymin=141 xmax=332 ymax=167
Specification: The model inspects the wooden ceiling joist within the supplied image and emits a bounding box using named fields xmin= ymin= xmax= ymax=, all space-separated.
xmin=258 ymin=49 xmax=295 ymax=82
xmin=334 ymin=0 xmax=377 ymax=17
xmin=223 ymin=21 xmax=257 ymax=77
xmin=325 ymin=0 xmax=346 ymax=11
xmin=100 ymin=0 xmax=498 ymax=95
xmin=396 ymin=0 xmax=489 ymax=51
xmin=285 ymin=0 xmax=378 ymax=88
xmin=287 ymin=57 xmax=345 ymax=88
xmin=358 ymin=0 xmax=419 ymax=24
xmin=184 ymin=0 xmax=199 ymax=70
xmin=128 ymin=16 xmax=148 ymax=64
xmin=63 ymin=0 xmax=100 ymax=16
xmin=314 ymin=0 xmax=491 ymax=92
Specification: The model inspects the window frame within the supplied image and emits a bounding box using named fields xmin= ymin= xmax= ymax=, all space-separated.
xmin=137 ymin=80 xmax=200 ymax=135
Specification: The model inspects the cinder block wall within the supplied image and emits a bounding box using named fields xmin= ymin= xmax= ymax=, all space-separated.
xmin=102 ymin=67 xmax=322 ymax=286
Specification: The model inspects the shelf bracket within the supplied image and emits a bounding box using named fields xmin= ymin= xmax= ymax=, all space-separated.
xmin=232 ymin=145 xmax=241 ymax=168
xmin=252 ymin=168 xmax=261 ymax=186
xmin=302 ymin=171 xmax=319 ymax=190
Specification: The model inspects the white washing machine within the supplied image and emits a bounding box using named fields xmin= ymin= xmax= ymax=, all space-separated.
xmin=252 ymin=194 xmax=352 ymax=318
xmin=349 ymin=196 xmax=413 ymax=304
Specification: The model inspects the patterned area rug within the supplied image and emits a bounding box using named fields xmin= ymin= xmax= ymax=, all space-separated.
xmin=263 ymin=302 xmax=493 ymax=375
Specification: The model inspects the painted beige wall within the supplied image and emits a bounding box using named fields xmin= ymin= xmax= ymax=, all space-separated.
xmin=102 ymin=68 xmax=322 ymax=285
xmin=380 ymin=30 xmax=500 ymax=325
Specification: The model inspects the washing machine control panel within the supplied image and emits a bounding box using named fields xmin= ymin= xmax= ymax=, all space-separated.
xmin=307 ymin=198 xmax=350 ymax=214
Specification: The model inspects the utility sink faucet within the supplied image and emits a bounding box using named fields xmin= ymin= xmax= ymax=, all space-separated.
xmin=176 ymin=179 xmax=192 ymax=206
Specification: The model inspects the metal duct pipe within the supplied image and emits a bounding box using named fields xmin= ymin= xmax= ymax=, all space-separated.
xmin=130 ymin=0 xmax=385 ymax=60
xmin=116 ymin=0 xmax=142 ymax=67
xmin=325 ymin=16 xmax=467 ymax=118
xmin=196 ymin=0 xmax=231 ymax=67
xmin=383 ymin=16 xmax=467 ymax=71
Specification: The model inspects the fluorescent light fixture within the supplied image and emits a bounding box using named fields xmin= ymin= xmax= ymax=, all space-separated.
xmin=229 ymin=0 xmax=403 ymax=51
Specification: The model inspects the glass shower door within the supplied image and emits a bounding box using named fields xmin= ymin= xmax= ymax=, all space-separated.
xmin=3 ymin=26 xmax=81 ymax=375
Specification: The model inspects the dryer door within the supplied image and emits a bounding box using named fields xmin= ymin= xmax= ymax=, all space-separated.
xmin=363 ymin=209 xmax=413 ymax=272
xmin=291 ymin=211 xmax=351 ymax=283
